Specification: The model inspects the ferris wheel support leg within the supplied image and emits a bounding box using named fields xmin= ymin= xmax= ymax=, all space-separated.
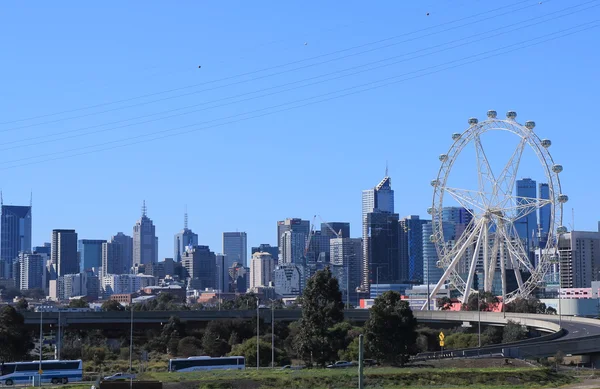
xmin=507 ymin=246 xmax=525 ymax=292
xmin=483 ymin=218 xmax=490 ymax=292
xmin=421 ymin=221 xmax=482 ymax=310
xmin=462 ymin=224 xmax=485 ymax=304
xmin=486 ymin=236 xmax=499 ymax=293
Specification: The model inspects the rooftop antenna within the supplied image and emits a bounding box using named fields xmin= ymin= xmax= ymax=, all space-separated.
xmin=142 ymin=200 xmax=147 ymax=217
xmin=30 ymin=190 xmax=32 ymax=207
xmin=385 ymin=160 xmax=389 ymax=177
xmin=1 ymin=191 xmax=3 ymax=207
xmin=184 ymin=205 xmax=188 ymax=229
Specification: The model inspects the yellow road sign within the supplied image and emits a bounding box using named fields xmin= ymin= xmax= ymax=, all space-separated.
xmin=439 ymin=340 xmax=445 ymax=347
xmin=38 ymin=369 xmax=43 ymax=375
xmin=439 ymin=332 xmax=445 ymax=340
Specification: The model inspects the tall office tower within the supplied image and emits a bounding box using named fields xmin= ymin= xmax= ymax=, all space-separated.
xmin=361 ymin=174 xmax=396 ymax=291
xmin=399 ymin=215 xmax=429 ymax=282
xmin=280 ymin=230 xmax=307 ymax=265
xmin=102 ymin=239 xmax=126 ymax=276
xmin=78 ymin=239 xmax=106 ymax=273
xmin=321 ymin=222 xmax=350 ymax=239
xmin=440 ymin=207 xmax=473 ymax=275
xmin=223 ymin=232 xmax=247 ymax=268
xmin=538 ymin=183 xmax=551 ymax=243
xmin=515 ymin=178 xmax=538 ymax=250
xmin=180 ymin=245 xmax=216 ymax=290
xmin=274 ymin=264 xmax=304 ymax=297
xmin=362 ymin=212 xmax=400 ymax=290
xmin=308 ymin=230 xmax=331 ymax=263
xmin=229 ymin=262 xmax=249 ymax=293
xmin=111 ymin=233 xmax=133 ymax=272
xmin=33 ymin=243 xmax=51 ymax=256
xmin=215 ymin=254 xmax=230 ymax=293
xmin=330 ymin=237 xmax=362 ymax=300
xmin=421 ymin=222 xmax=441 ymax=285
xmin=0 ymin=203 xmax=32 ymax=279
xmin=18 ymin=252 xmax=46 ymax=290
xmin=51 ymin=229 xmax=78 ymax=276
xmin=277 ymin=218 xmax=310 ymax=261
xmin=558 ymin=231 xmax=600 ymax=288
xmin=174 ymin=211 xmax=198 ymax=262
xmin=251 ymin=244 xmax=279 ymax=260
xmin=249 ymin=252 xmax=275 ymax=290
xmin=133 ymin=201 xmax=157 ymax=266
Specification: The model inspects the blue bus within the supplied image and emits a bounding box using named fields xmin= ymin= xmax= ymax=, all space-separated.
xmin=0 ymin=359 xmax=83 ymax=386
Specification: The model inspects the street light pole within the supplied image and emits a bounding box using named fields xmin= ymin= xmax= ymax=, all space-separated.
xmin=271 ymin=301 xmax=275 ymax=368
xmin=39 ymin=306 xmax=43 ymax=387
xmin=256 ymin=299 xmax=259 ymax=370
xmin=129 ymin=305 xmax=134 ymax=389
xmin=477 ymin=291 xmax=481 ymax=348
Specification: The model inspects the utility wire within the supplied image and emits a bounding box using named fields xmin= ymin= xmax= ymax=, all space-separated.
xmin=0 ymin=0 xmax=543 ymax=127
xmin=1 ymin=20 xmax=596 ymax=170
xmin=0 ymin=0 xmax=594 ymax=151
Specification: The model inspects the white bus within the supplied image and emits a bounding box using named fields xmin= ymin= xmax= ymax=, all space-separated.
xmin=0 ymin=359 xmax=83 ymax=386
xmin=169 ymin=356 xmax=245 ymax=372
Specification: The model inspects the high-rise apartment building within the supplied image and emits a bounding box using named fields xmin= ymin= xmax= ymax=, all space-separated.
xmin=539 ymin=183 xmax=551 ymax=243
xmin=180 ymin=245 xmax=216 ymax=290
xmin=361 ymin=174 xmax=396 ymax=291
xmin=251 ymin=244 xmax=278 ymax=260
xmin=558 ymin=231 xmax=600 ymax=288
xmin=330 ymin=237 xmax=362 ymax=300
xmin=102 ymin=239 xmax=127 ymax=276
xmin=111 ymin=232 xmax=133 ymax=272
xmin=280 ymin=230 xmax=306 ymax=265
xmin=78 ymin=239 xmax=106 ymax=273
xmin=515 ymin=178 xmax=537 ymax=250
xmin=223 ymin=232 xmax=247 ymax=268
xmin=51 ymin=229 xmax=78 ymax=276
xmin=308 ymin=230 xmax=330 ymax=263
xmin=249 ymin=252 xmax=275 ymax=290
xmin=421 ymin=222 xmax=440 ymax=285
xmin=174 ymin=212 xmax=198 ymax=262
xmin=18 ymin=252 xmax=46 ymax=291
xmin=133 ymin=201 xmax=157 ymax=266
xmin=277 ymin=218 xmax=310 ymax=261
xmin=216 ymin=254 xmax=230 ymax=293
xmin=0 ymin=204 xmax=32 ymax=279
xmin=399 ymin=215 xmax=429 ymax=282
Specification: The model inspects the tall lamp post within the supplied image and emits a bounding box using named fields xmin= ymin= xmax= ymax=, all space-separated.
xmin=129 ymin=305 xmax=134 ymax=389
xmin=38 ymin=305 xmax=43 ymax=387
xmin=269 ymin=299 xmax=276 ymax=368
xmin=256 ymin=299 xmax=260 ymax=371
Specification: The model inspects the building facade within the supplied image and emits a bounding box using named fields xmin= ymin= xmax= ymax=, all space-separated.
xmin=515 ymin=178 xmax=538 ymax=251
xmin=321 ymin=222 xmax=350 ymax=239
xmin=249 ymin=252 xmax=274 ymax=290
xmin=216 ymin=254 xmax=230 ymax=293
xmin=78 ymin=239 xmax=106 ymax=273
xmin=223 ymin=232 xmax=247 ymax=268
xmin=330 ymin=237 xmax=362 ymax=300
xmin=277 ymin=218 xmax=310 ymax=262
xmin=362 ymin=211 xmax=400 ymax=290
xmin=174 ymin=213 xmax=198 ymax=262
xmin=133 ymin=202 xmax=157 ymax=266
xmin=559 ymin=231 xmax=600 ymax=288
xmin=399 ymin=215 xmax=429 ymax=282
xmin=180 ymin=245 xmax=217 ymax=290
xmin=280 ymin=230 xmax=306 ymax=265
xmin=18 ymin=252 xmax=46 ymax=291
xmin=251 ymin=244 xmax=278 ymax=260
xmin=102 ymin=239 xmax=126 ymax=276
xmin=0 ymin=204 xmax=32 ymax=279
xmin=52 ymin=229 xmax=78 ymax=276
xmin=274 ymin=264 xmax=303 ymax=297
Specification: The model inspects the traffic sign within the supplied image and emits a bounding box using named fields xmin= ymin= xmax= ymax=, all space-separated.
xmin=439 ymin=332 xmax=445 ymax=341
xmin=439 ymin=340 xmax=445 ymax=347
xmin=38 ymin=369 xmax=43 ymax=375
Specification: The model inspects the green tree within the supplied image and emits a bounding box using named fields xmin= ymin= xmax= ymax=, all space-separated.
xmin=463 ymin=291 xmax=499 ymax=312
xmin=338 ymin=336 xmax=360 ymax=361
xmin=505 ymin=297 xmax=547 ymax=314
xmin=444 ymin=332 xmax=481 ymax=349
xmin=15 ymin=298 xmax=29 ymax=312
xmin=294 ymin=267 xmax=344 ymax=366
xmin=229 ymin=337 xmax=290 ymax=367
xmin=502 ymin=320 xmax=527 ymax=343
xmin=68 ymin=298 xmax=89 ymax=309
xmin=221 ymin=293 xmax=259 ymax=310
xmin=0 ymin=287 xmax=21 ymax=301
xmin=21 ymin=288 xmax=45 ymax=300
xmin=202 ymin=327 xmax=230 ymax=357
xmin=437 ymin=296 xmax=453 ymax=310
xmin=177 ymin=336 xmax=203 ymax=357
xmin=101 ymin=300 xmax=125 ymax=312
xmin=364 ymin=291 xmax=417 ymax=366
xmin=0 ymin=306 xmax=33 ymax=361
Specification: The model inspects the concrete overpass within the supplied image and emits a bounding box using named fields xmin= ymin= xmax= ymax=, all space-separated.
xmin=22 ymin=309 xmax=600 ymax=361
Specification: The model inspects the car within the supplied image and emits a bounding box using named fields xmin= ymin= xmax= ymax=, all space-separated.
xmin=326 ymin=361 xmax=354 ymax=369
xmin=280 ymin=365 xmax=303 ymax=370
xmin=103 ymin=372 xmax=136 ymax=381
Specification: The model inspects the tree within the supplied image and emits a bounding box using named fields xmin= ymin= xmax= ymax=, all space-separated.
xmin=68 ymin=298 xmax=89 ymax=309
xmin=101 ymin=300 xmax=125 ymax=312
xmin=15 ymin=298 xmax=29 ymax=311
xmin=437 ymin=296 xmax=453 ymax=310
xmin=0 ymin=306 xmax=33 ymax=361
xmin=502 ymin=320 xmax=527 ymax=343
xmin=505 ymin=297 xmax=547 ymax=314
xmin=462 ymin=291 xmax=499 ymax=312
xmin=294 ymin=267 xmax=344 ymax=366
xmin=364 ymin=291 xmax=417 ymax=366
xmin=0 ymin=287 xmax=21 ymax=301
xmin=229 ymin=337 xmax=290 ymax=367
xmin=202 ymin=327 xmax=230 ymax=357
xmin=21 ymin=288 xmax=45 ymax=300
xmin=178 ymin=336 xmax=203 ymax=357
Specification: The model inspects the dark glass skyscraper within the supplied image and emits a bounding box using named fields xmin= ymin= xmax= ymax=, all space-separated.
xmin=78 ymin=239 xmax=106 ymax=272
xmin=321 ymin=222 xmax=350 ymax=239
xmin=174 ymin=212 xmax=198 ymax=262
xmin=133 ymin=201 xmax=157 ymax=266
xmin=52 ymin=229 xmax=78 ymax=276
xmin=539 ymin=183 xmax=551 ymax=243
xmin=0 ymin=204 xmax=32 ymax=279
xmin=399 ymin=215 xmax=429 ymax=282
xmin=364 ymin=211 xmax=400 ymax=287
xmin=515 ymin=178 xmax=537 ymax=251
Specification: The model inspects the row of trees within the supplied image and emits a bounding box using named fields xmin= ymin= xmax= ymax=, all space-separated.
xmin=437 ymin=294 xmax=557 ymax=315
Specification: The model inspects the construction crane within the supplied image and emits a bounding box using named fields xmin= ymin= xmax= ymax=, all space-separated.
xmin=318 ymin=215 xmax=342 ymax=238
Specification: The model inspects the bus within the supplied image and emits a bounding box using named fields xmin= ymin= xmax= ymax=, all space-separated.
xmin=169 ymin=356 xmax=245 ymax=372
xmin=0 ymin=359 xmax=83 ymax=386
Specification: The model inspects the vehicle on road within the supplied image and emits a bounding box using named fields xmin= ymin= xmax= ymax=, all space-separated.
xmin=326 ymin=361 xmax=355 ymax=368
xmin=0 ymin=359 xmax=83 ymax=386
xmin=169 ymin=356 xmax=245 ymax=372
xmin=103 ymin=372 xmax=136 ymax=381
xmin=280 ymin=365 xmax=303 ymax=370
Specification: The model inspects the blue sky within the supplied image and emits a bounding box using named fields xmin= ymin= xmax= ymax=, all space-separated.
xmin=0 ymin=1 xmax=598 ymax=261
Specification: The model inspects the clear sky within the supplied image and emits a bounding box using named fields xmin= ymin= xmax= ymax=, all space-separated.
xmin=0 ymin=1 xmax=598 ymax=261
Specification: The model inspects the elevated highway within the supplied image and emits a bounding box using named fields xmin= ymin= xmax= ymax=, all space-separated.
xmin=23 ymin=309 xmax=600 ymax=361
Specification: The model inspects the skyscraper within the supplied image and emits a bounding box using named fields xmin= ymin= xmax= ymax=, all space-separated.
xmin=174 ymin=210 xmax=198 ymax=262
xmin=280 ymin=230 xmax=306 ymax=265
xmin=250 ymin=252 xmax=275 ymax=290
xmin=361 ymin=174 xmax=396 ymax=291
xmin=51 ymin=229 xmax=78 ymax=276
xmin=539 ymin=183 xmax=551 ymax=243
xmin=515 ymin=178 xmax=537 ymax=250
xmin=558 ymin=231 xmax=600 ymax=288
xmin=78 ymin=239 xmax=106 ymax=273
xmin=133 ymin=201 xmax=157 ymax=266
xmin=321 ymin=222 xmax=350 ymax=239
xmin=399 ymin=215 xmax=429 ymax=282
xmin=421 ymin=222 xmax=440 ymax=285
xmin=277 ymin=218 xmax=310 ymax=261
xmin=216 ymin=253 xmax=230 ymax=293
xmin=223 ymin=232 xmax=247 ymax=268
xmin=251 ymin=244 xmax=278 ymax=260
xmin=180 ymin=245 xmax=216 ymax=290
xmin=111 ymin=232 xmax=133 ymax=272
xmin=330 ymin=237 xmax=362 ymax=301
xmin=18 ymin=252 xmax=46 ymax=290
xmin=102 ymin=239 xmax=127 ymax=276
xmin=0 ymin=204 xmax=32 ymax=279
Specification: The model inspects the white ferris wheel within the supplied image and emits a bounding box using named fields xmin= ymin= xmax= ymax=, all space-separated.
xmin=426 ymin=110 xmax=568 ymax=307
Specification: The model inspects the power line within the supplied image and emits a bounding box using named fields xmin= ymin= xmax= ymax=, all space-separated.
xmin=0 ymin=0 xmax=594 ymax=151
xmin=1 ymin=20 xmax=596 ymax=170
xmin=0 ymin=0 xmax=542 ymax=127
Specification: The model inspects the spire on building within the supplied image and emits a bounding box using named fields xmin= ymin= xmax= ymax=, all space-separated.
xmin=385 ymin=160 xmax=389 ymax=177
xmin=1 ymin=191 xmax=3 ymax=207
xmin=30 ymin=191 xmax=32 ymax=207
xmin=184 ymin=205 xmax=188 ymax=229
xmin=142 ymin=200 xmax=147 ymax=217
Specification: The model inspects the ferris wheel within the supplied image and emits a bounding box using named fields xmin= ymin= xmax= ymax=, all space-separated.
xmin=425 ymin=110 xmax=567 ymax=307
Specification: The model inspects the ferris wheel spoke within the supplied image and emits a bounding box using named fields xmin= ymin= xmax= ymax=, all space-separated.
xmin=495 ymin=137 xmax=527 ymax=199
xmin=444 ymin=187 xmax=486 ymax=214
xmin=474 ymin=135 xmax=496 ymax=206
xmin=502 ymin=196 xmax=554 ymax=221
xmin=499 ymin=223 xmax=534 ymax=273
